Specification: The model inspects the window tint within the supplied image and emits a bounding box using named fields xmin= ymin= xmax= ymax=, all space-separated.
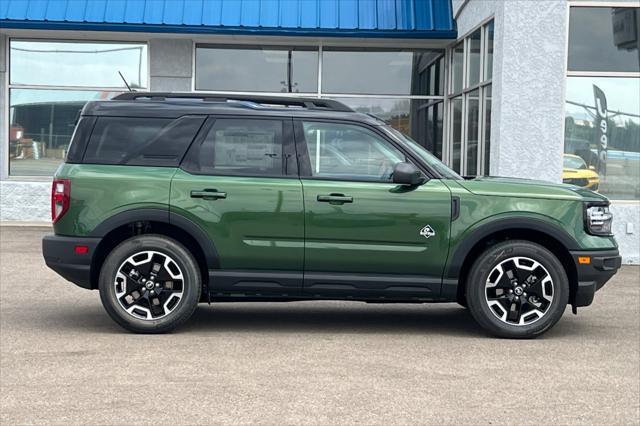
xmin=83 ymin=116 xmax=204 ymax=166
xmin=568 ymin=7 xmax=639 ymax=72
xmin=302 ymin=122 xmax=405 ymax=181
xmin=196 ymin=119 xmax=284 ymax=176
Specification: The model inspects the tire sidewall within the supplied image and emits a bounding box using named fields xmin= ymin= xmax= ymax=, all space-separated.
xmin=99 ymin=235 xmax=201 ymax=333
xmin=466 ymin=241 xmax=569 ymax=338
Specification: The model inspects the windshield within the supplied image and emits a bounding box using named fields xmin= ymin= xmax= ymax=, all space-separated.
xmin=383 ymin=126 xmax=462 ymax=180
xmin=563 ymin=155 xmax=587 ymax=170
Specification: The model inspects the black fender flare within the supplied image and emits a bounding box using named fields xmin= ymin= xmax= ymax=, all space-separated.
xmin=90 ymin=208 xmax=219 ymax=269
xmin=444 ymin=216 xmax=579 ymax=281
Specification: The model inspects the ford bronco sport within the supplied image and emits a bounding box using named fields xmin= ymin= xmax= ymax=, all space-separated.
xmin=42 ymin=93 xmax=621 ymax=337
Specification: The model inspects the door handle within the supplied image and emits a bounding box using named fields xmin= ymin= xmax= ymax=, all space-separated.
xmin=317 ymin=193 xmax=353 ymax=204
xmin=190 ymin=189 xmax=227 ymax=200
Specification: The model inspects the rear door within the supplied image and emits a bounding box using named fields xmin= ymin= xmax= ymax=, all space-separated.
xmin=295 ymin=120 xmax=451 ymax=298
xmin=171 ymin=116 xmax=304 ymax=295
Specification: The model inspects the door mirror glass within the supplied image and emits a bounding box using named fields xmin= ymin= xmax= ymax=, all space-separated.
xmin=392 ymin=162 xmax=427 ymax=186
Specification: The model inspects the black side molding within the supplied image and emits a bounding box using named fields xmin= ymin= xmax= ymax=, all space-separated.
xmin=451 ymin=196 xmax=460 ymax=221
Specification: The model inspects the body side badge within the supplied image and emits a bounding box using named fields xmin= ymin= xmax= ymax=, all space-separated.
xmin=419 ymin=225 xmax=436 ymax=239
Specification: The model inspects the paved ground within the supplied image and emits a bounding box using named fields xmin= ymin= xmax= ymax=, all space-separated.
xmin=1 ymin=227 xmax=639 ymax=425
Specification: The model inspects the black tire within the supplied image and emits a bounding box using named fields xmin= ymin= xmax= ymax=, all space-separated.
xmin=466 ymin=240 xmax=569 ymax=339
xmin=99 ymin=235 xmax=201 ymax=333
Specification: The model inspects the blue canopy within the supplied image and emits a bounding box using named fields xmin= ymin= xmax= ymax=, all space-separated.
xmin=0 ymin=0 xmax=456 ymax=39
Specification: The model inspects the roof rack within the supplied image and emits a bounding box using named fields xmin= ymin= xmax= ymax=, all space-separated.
xmin=112 ymin=92 xmax=354 ymax=112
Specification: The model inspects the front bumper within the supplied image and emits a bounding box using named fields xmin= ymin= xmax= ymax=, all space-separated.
xmin=570 ymin=249 xmax=621 ymax=307
xmin=42 ymin=234 xmax=101 ymax=289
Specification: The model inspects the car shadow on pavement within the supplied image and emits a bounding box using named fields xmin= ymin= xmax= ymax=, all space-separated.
xmin=39 ymin=302 xmax=489 ymax=337
xmin=182 ymin=303 xmax=486 ymax=337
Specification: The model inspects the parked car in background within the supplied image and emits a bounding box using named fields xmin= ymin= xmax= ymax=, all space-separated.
xmin=563 ymin=153 xmax=600 ymax=191
xmin=43 ymin=93 xmax=621 ymax=338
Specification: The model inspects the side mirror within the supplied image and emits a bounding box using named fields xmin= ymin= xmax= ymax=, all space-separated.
xmin=392 ymin=162 xmax=427 ymax=186
xmin=589 ymin=165 xmax=596 ymax=171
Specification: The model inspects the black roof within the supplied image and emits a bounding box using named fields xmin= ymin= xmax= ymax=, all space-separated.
xmin=82 ymin=92 xmax=386 ymax=125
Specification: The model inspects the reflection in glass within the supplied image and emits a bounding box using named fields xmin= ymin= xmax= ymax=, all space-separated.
xmin=10 ymin=41 xmax=147 ymax=88
xmin=451 ymin=97 xmax=463 ymax=173
xmin=452 ymin=42 xmax=464 ymax=94
xmin=484 ymin=85 xmax=492 ymax=175
xmin=332 ymin=97 xmax=442 ymax=156
xmin=466 ymin=90 xmax=480 ymax=175
xmin=195 ymin=47 xmax=318 ymax=93
xmin=9 ymin=89 xmax=119 ymax=176
xmin=467 ymin=29 xmax=482 ymax=87
xmin=322 ymin=49 xmax=444 ymax=95
xmin=564 ymin=77 xmax=640 ymax=199
xmin=568 ymin=7 xmax=639 ymax=72
xmin=485 ymin=21 xmax=494 ymax=81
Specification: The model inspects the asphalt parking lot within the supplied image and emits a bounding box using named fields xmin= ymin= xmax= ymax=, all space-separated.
xmin=1 ymin=226 xmax=639 ymax=425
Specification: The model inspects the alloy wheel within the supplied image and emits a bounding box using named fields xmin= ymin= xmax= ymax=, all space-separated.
xmin=484 ymin=256 xmax=554 ymax=326
xmin=114 ymin=250 xmax=185 ymax=320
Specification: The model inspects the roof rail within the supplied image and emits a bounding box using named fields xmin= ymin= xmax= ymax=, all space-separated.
xmin=112 ymin=92 xmax=354 ymax=112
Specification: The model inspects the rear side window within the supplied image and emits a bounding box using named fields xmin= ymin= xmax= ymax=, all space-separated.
xmin=83 ymin=116 xmax=205 ymax=166
xmin=191 ymin=118 xmax=284 ymax=176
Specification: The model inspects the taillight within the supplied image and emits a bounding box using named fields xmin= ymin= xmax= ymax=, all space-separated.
xmin=51 ymin=178 xmax=70 ymax=223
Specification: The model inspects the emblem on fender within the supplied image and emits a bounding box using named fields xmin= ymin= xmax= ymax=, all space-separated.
xmin=419 ymin=225 xmax=435 ymax=239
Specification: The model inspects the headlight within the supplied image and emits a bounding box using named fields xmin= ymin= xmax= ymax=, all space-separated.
xmin=585 ymin=204 xmax=613 ymax=236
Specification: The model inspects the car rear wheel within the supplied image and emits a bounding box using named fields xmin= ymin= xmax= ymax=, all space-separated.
xmin=466 ymin=240 xmax=569 ymax=338
xmin=99 ymin=235 xmax=201 ymax=333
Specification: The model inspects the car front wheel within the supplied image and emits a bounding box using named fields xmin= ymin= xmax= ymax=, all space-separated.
xmin=99 ymin=235 xmax=201 ymax=333
xmin=466 ymin=240 xmax=569 ymax=338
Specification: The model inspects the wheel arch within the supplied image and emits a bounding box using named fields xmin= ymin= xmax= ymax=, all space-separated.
xmin=89 ymin=208 xmax=218 ymax=291
xmin=444 ymin=217 xmax=579 ymax=306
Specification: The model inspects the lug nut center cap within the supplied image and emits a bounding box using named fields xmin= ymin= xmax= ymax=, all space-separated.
xmin=145 ymin=281 xmax=154 ymax=290
xmin=514 ymin=286 xmax=524 ymax=296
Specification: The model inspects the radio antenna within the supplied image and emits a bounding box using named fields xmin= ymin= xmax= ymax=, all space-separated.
xmin=118 ymin=71 xmax=133 ymax=92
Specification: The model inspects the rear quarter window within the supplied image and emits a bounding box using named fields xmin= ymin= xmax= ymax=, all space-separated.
xmin=83 ymin=116 xmax=205 ymax=166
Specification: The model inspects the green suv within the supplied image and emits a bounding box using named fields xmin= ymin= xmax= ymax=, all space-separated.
xmin=43 ymin=93 xmax=621 ymax=337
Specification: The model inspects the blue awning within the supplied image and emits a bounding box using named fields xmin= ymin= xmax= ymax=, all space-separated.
xmin=0 ymin=0 xmax=456 ymax=39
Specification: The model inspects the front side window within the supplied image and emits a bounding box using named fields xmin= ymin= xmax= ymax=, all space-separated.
xmin=301 ymin=121 xmax=405 ymax=182
xmin=196 ymin=119 xmax=284 ymax=176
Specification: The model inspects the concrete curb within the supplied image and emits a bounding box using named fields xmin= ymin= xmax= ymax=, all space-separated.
xmin=0 ymin=221 xmax=51 ymax=227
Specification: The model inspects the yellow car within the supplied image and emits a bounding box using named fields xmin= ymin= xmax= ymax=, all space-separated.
xmin=563 ymin=154 xmax=600 ymax=191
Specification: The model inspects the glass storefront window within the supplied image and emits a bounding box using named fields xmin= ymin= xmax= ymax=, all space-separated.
xmin=568 ymin=7 xmax=639 ymax=72
xmin=195 ymin=46 xmax=318 ymax=93
xmin=564 ymin=77 xmax=640 ymax=199
xmin=466 ymin=89 xmax=480 ymax=175
xmin=10 ymin=41 xmax=147 ymax=88
xmin=483 ymin=86 xmax=492 ymax=175
xmin=451 ymin=42 xmax=464 ymax=94
xmin=451 ymin=97 xmax=463 ymax=173
xmin=322 ymin=49 xmax=442 ymax=95
xmin=9 ymin=89 xmax=120 ymax=176
xmin=467 ymin=29 xmax=482 ymax=87
xmin=333 ymin=97 xmax=443 ymax=157
xmin=485 ymin=21 xmax=494 ymax=81
xmin=447 ymin=20 xmax=494 ymax=176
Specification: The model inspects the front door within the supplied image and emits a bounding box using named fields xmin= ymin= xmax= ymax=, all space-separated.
xmin=294 ymin=120 xmax=451 ymax=299
xmin=171 ymin=116 xmax=304 ymax=295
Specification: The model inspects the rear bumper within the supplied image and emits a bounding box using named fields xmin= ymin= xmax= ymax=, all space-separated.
xmin=570 ymin=249 xmax=621 ymax=307
xmin=42 ymin=234 xmax=101 ymax=289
